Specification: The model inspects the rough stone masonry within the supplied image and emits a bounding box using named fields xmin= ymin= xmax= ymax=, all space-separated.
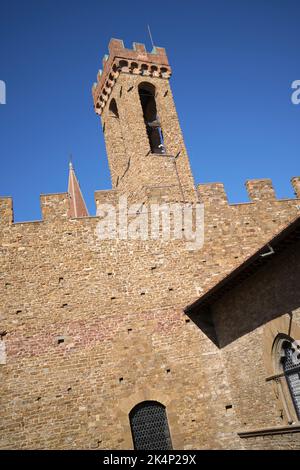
xmin=0 ymin=38 xmax=300 ymax=449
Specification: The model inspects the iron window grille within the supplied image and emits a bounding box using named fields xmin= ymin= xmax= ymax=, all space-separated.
xmin=283 ymin=342 xmax=300 ymax=420
xmin=129 ymin=401 xmax=173 ymax=450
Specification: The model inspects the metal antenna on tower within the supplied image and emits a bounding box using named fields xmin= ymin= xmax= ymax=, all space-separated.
xmin=147 ymin=25 xmax=155 ymax=50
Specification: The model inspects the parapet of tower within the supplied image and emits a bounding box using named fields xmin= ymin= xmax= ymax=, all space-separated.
xmin=92 ymin=39 xmax=172 ymax=115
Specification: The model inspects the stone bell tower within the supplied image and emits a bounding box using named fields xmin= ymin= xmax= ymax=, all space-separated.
xmin=92 ymin=39 xmax=197 ymax=202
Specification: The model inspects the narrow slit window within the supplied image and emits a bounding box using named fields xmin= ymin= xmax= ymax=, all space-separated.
xmin=109 ymin=98 xmax=119 ymax=118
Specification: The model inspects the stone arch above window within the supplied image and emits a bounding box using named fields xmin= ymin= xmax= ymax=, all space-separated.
xmin=129 ymin=400 xmax=172 ymax=450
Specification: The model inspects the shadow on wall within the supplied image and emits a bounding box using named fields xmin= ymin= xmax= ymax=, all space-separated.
xmin=186 ymin=239 xmax=300 ymax=349
xmin=186 ymin=307 xmax=220 ymax=347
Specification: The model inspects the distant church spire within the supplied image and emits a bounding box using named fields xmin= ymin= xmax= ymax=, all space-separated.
xmin=68 ymin=160 xmax=89 ymax=218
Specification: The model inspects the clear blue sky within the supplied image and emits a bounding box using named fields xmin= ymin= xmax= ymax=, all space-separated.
xmin=0 ymin=0 xmax=299 ymax=221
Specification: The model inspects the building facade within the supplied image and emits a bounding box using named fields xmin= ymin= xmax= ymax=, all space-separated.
xmin=0 ymin=39 xmax=300 ymax=449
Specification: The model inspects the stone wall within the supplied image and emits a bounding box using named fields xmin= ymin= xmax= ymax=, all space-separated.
xmin=0 ymin=177 xmax=300 ymax=449
xmin=211 ymin=239 xmax=300 ymax=449
xmin=240 ymin=428 xmax=300 ymax=450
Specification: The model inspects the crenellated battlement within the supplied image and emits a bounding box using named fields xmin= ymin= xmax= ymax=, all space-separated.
xmin=1 ymin=177 xmax=300 ymax=226
xmin=0 ymin=193 xmax=88 ymax=226
xmin=92 ymin=38 xmax=172 ymax=115
xmin=198 ymin=177 xmax=300 ymax=206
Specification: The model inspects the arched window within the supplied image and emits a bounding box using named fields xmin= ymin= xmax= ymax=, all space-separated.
xmin=138 ymin=83 xmax=165 ymax=154
xmin=273 ymin=336 xmax=300 ymax=421
xmin=129 ymin=401 xmax=172 ymax=450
